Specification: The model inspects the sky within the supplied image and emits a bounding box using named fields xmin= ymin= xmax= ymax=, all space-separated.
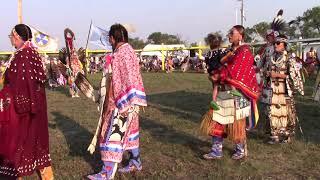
xmin=1 ymin=0 xmax=319 ymax=50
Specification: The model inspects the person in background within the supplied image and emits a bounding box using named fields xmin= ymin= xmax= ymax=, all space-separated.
xmin=305 ymin=47 xmax=318 ymax=75
xmin=166 ymin=56 xmax=174 ymax=73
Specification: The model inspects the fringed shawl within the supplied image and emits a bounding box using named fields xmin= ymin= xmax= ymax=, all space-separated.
xmin=220 ymin=45 xmax=260 ymax=129
xmin=222 ymin=45 xmax=260 ymax=101
xmin=111 ymin=43 xmax=147 ymax=113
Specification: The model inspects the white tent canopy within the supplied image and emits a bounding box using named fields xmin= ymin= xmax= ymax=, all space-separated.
xmin=141 ymin=44 xmax=189 ymax=58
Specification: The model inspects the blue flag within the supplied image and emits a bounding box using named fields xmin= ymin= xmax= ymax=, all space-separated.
xmin=88 ymin=24 xmax=111 ymax=49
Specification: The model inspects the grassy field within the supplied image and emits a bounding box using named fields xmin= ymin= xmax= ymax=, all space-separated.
xmin=27 ymin=72 xmax=320 ymax=179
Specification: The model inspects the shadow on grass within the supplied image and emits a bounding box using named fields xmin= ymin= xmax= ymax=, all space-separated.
xmin=293 ymin=77 xmax=320 ymax=144
xmin=46 ymin=85 xmax=71 ymax=97
xmin=249 ymin=98 xmax=320 ymax=144
xmin=148 ymin=90 xmax=320 ymax=144
xmin=295 ymin=100 xmax=320 ymax=144
xmin=148 ymin=90 xmax=268 ymax=144
xmin=51 ymin=111 xmax=102 ymax=172
xmin=140 ymin=116 xmax=210 ymax=157
xmin=147 ymin=90 xmax=211 ymax=123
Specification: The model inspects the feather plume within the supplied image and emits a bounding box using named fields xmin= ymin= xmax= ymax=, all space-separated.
xmin=59 ymin=48 xmax=68 ymax=65
xmin=288 ymin=20 xmax=297 ymax=26
xmin=271 ymin=9 xmax=288 ymax=34
xmin=56 ymin=62 xmax=68 ymax=78
xmin=78 ymin=47 xmax=86 ymax=64
xmin=74 ymin=73 xmax=96 ymax=99
xmin=277 ymin=9 xmax=283 ymax=17
xmin=48 ymin=63 xmax=60 ymax=80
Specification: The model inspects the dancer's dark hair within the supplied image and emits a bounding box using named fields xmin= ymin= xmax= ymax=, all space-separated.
xmin=14 ymin=24 xmax=32 ymax=41
xmin=206 ymin=33 xmax=222 ymax=48
xmin=109 ymin=24 xmax=128 ymax=46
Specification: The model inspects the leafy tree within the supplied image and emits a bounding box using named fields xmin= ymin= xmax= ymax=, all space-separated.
xmin=253 ymin=22 xmax=270 ymax=38
xmin=190 ymin=42 xmax=198 ymax=47
xmin=147 ymin=32 xmax=162 ymax=44
xmin=245 ymin=27 xmax=255 ymax=43
xmin=302 ymin=6 xmax=320 ymax=38
xmin=288 ymin=16 xmax=304 ymax=38
xmin=245 ymin=22 xmax=270 ymax=43
xmin=230 ymin=6 xmax=320 ymax=41
xmin=129 ymin=37 xmax=146 ymax=49
xmin=147 ymin=32 xmax=184 ymax=44
xmin=288 ymin=6 xmax=320 ymax=39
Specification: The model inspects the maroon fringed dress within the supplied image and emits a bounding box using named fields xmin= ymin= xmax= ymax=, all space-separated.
xmin=0 ymin=44 xmax=51 ymax=177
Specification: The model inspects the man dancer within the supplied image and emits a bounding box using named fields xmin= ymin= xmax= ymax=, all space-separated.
xmin=265 ymin=34 xmax=304 ymax=144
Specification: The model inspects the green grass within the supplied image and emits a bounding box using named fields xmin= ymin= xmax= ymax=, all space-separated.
xmin=25 ymin=72 xmax=320 ymax=179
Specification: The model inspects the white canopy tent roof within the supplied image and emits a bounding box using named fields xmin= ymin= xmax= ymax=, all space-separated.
xmin=141 ymin=44 xmax=189 ymax=58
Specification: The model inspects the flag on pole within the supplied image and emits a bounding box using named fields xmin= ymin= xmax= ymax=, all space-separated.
xmin=88 ymin=24 xmax=111 ymax=49
xmin=29 ymin=26 xmax=59 ymax=52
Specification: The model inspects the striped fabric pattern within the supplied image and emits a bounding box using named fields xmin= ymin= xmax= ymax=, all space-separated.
xmin=115 ymin=87 xmax=147 ymax=111
xmin=247 ymin=101 xmax=259 ymax=129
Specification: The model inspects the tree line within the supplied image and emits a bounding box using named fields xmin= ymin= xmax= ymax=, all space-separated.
xmin=129 ymin=6 xmax=320 ymax=49
xmin=129 ymin=32 xmax=184 ymax=49
xmin=246 ymin=6 xmax=320 ymax=43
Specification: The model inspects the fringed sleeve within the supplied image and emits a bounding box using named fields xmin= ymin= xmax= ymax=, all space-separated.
xmin=286 ymin=57 xmax=304 ymax=96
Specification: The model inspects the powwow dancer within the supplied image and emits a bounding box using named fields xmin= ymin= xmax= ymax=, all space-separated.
xmin=264 ymin=34 xmax=304 ymax=144
xmin=256 ymin=10 xmax=305 ymax=143
xmin=64 ymin=28 xmax=83 ymax=98
xmin=47 ymin=58 xmax=67 ymax=89
xmin=255 ymin=10 xmax=284 ymax=134
xmin=166 ymin=56 xmax=174 ymax=73
xmin=254 ymin=29 xmax=277 ymax=88
xmin=201 ymin=25 xmax=260 ymax=160
xmin=313 ymin=69 xmax=320 ymax=102
xmin=313 ymin=48 xmax=320 ymax=102
xmin=77 ymin=24 xmax=147 ymax=179
xmin=305 ymin=47 xmax=318 ymax=76
xmin=0 ymin=24 xmax=53 ymax=179
xmin=254 ymin=31 xmax=275 ymax=125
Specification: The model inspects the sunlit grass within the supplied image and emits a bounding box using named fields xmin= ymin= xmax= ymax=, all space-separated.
xmin=20 ymin=72 xmax=320 ymax=179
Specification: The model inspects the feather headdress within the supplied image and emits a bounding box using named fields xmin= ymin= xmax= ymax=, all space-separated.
xmin=271 ymin=9 xmax=288 ymax=35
